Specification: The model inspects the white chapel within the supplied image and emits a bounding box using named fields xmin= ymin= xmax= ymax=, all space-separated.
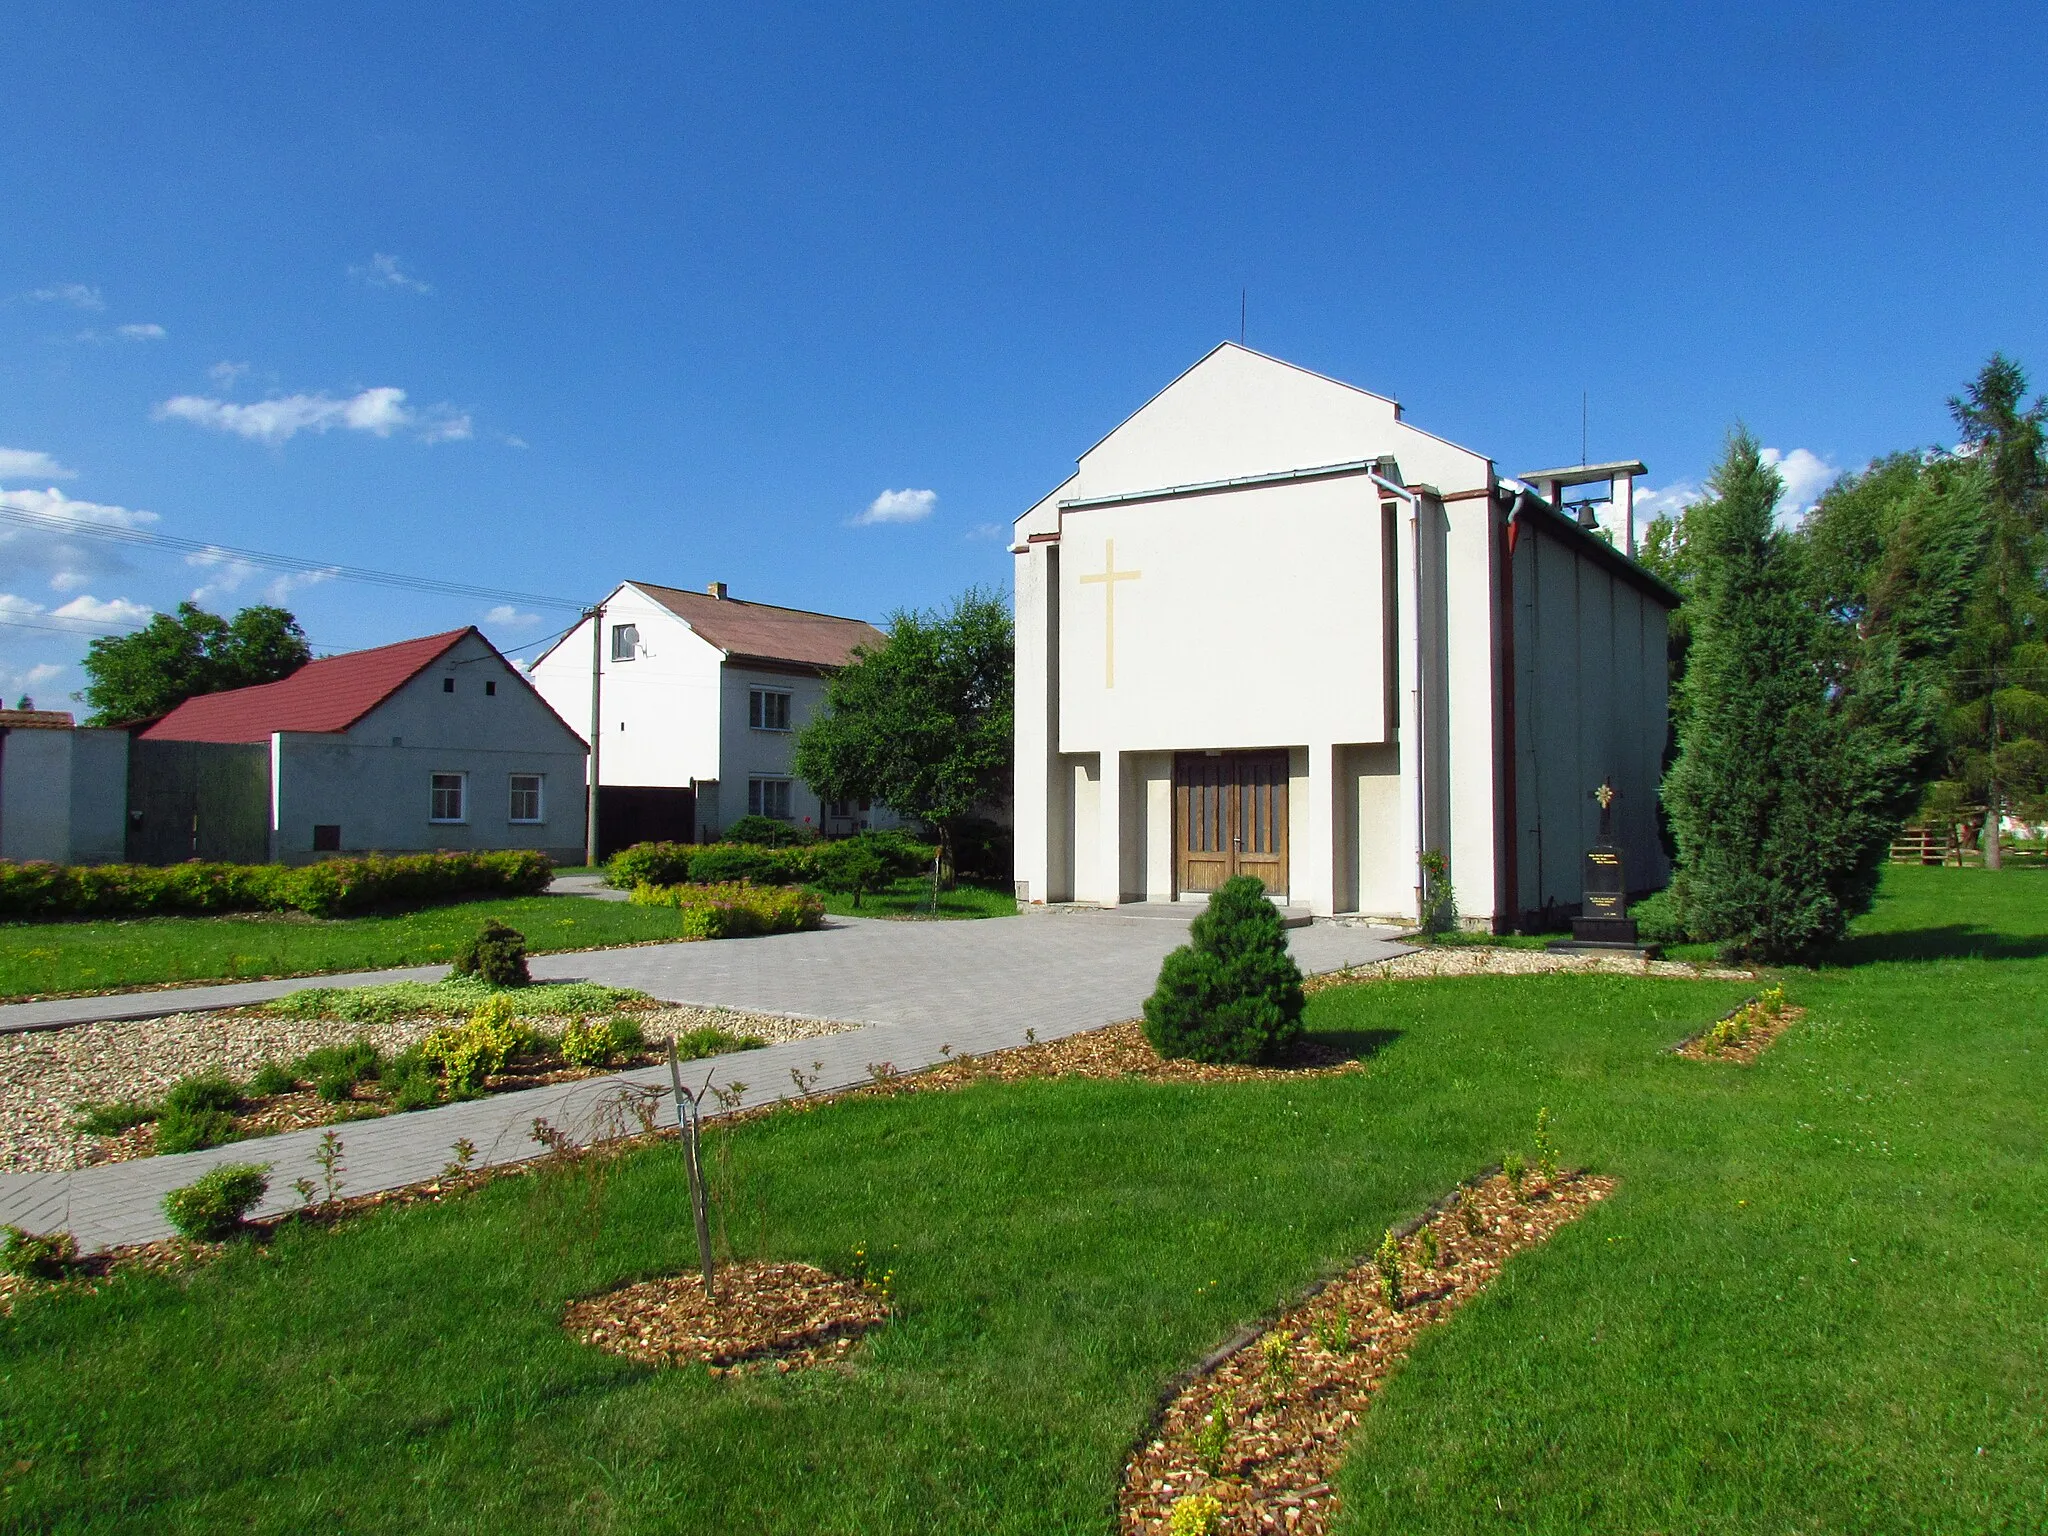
xmin=1010 ymin=343 xmax=1679 ymax=929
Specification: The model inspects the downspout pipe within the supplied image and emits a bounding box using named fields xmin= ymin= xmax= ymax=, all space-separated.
xmin=1371 ymin=473 xmax=1429 ymax=922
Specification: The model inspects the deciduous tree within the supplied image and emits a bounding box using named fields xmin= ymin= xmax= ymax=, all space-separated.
xmin=793 ymin=588 xmax=1013 ymax=876
xmin=80 ymin=602 xmax=310 ymax=725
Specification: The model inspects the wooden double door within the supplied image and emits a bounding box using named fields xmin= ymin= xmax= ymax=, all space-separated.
xmin=1174 ymin=751 xmax=1289 ymax=897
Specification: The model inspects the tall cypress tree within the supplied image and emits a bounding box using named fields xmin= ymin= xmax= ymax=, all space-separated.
xmin=1661 ymin=431 xmax=1846 ymax=959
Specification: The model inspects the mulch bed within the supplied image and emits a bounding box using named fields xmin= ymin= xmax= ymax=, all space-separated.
xmin=1119 ymin=1169 xmax=1616 ymax=1535
xmin=1674 ymin=1003 xmax=1805 ymax=1065
xmin=564 ymin=1261 xmax=890 ymax=1375
xmin=856 ymin=1020 xmax=1372 ymax=1097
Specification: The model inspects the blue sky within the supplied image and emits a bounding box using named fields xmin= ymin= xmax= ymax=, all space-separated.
xmin=4 ymin=2 xmax=2045 ymax=706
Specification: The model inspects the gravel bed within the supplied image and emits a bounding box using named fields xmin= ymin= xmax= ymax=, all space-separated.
xmin=1316 ymin=946 xmax=1754 ymax=983
xmin=0 ymin=1002 xmax=860 ymax=1175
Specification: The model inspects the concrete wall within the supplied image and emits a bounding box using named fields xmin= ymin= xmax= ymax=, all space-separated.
xmin=272 ymin=630 xmax=587 ymax=864
xmin=0 ymin=728 xmax=130 ymax=864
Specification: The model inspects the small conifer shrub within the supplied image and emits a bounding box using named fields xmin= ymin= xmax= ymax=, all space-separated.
xmin=450 ymin=919 xmax=530 ymax=987
xmin=162 ymin=1163 xmax=271 ymax=1240
xmin=1142 ymin=877 xmax=1305 ymax=1064
xmin=1191 ymin=1391 xmax=1234 ymax=1474
xmin=1504 ymin=1151 xmax=1527 ymax=1201
xmin=1534 ymin=1106 xmax=1558 ymax=1182
xmin=1374 ymin=1228 xmax=1403 ymax=1308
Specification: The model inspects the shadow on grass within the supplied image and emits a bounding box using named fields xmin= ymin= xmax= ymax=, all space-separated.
xmin=1302 ymin=1027 xmax=1403 ymax=1063
xmin=1818 ymin=925 xmax=2048 ymax=968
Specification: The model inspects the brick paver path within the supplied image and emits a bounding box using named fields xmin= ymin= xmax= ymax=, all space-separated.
xmin=0 ymin=911 xmax=1409 ymax=1251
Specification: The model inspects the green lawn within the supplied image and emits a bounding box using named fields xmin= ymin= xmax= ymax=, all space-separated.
xmin=808 ymin=876 xmax=1017 ymax=920
xmin=3 ymin=866 xmax=2044 ymax=1531
xmin=0 ymin=896 xmax=687 ymax=1000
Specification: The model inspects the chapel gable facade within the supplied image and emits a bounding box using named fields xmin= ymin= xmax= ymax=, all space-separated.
xmin=1010 ymin=343 xmax=1677 ymax=930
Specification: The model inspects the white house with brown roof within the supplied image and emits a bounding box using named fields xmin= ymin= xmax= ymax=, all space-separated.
xmin=528 ymin=581 xmax=895 ymax=847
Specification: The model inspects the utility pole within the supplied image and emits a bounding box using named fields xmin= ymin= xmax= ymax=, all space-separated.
xmin=584 ymin=602 xmax=604 ymax=869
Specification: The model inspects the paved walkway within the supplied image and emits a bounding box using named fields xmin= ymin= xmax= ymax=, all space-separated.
xmin=0 ymin=911 xmax=1409 ymax=1251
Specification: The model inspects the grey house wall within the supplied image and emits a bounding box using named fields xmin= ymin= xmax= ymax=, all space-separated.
xmin=127 ymin=739 xmax=269 ymax=864
xmin=0 ymin=728 xmax=130 ymax=864
xmin=270 ymin=631 xmax=587 ymax=864
xmin=1511 ymin=522 xmax=1671 ymax=925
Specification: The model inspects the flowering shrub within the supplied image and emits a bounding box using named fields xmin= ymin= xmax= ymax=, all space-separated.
xmin=1168 ymin=1492 xmax=1224 ymax=1536
xmin=628 ymin=881 xmax=824 ymax=939
xmin=417 ymin=994 xmax=538 ymax=1091
xmin=0 ymin=849 xmax=551 ymax=921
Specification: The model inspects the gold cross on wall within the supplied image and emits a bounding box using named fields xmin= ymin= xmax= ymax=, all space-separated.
xmin=1079 ymin=537 xmax=1142 ymax=688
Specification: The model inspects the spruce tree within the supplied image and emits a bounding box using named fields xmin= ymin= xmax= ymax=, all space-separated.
xmin=1661 ymin=431 xmax=1846 ymax=959
xmin=1942 ymin=356 xmax=2048 ymax=864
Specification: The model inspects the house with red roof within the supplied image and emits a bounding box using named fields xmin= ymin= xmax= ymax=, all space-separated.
xmin=529 ymin=580 xmax=897 ymax=849
xmin=138 ymin=627 xmax=588 ymax=864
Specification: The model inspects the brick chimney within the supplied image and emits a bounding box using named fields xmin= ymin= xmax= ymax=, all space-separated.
xmin=707 ymin=581 xmax=728 ymax=600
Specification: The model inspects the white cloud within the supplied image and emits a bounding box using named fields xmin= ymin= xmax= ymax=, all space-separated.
xmin=349 ymin=253 xmax=433 ymax=294
xmin=72 ymin=321 xmax=170 ymax=344
xmin=156 ymin=386 xmax=470 ymax=447
xmin=0 ymin=448 xmax=77 ymax=482
xmin=51 ymin=594 xmax=152 ymax=627
xmin=964 ymin=522 xmax=1006 ymax=541
xmin=481 ymin=604 xmax=541 ymax=629
xmin=416 ymin=408 xmax=473 ymax=444
xmin=184 ymin=546 xmax=337 ymax=606
xmin=0 ymin=486 xmax=159 ymax=591
xmin=856 ymin=487 xmax=938 ymax=526
xmin=1761 ymin=446 xmax=1839 ymax=523
xmin=26 ymin=283 xmax=104 ymax=311
xmin=500 ymin=434 xmax=529 ymax=450
xmin=209 ymin=361 xmax=251 ymax=387
xmin=0 ymin=661 xmax=64 ymax=704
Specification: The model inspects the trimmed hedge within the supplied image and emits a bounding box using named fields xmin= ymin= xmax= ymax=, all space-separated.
xmin=628 ymin=881 xmax=825 ymax=939
xmin=607 ymin=834 xmax=940 ymax=892
xmin=0 ymin=850 xmax=554 ymax=922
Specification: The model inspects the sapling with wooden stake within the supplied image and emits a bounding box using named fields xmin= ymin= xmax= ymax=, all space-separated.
xmin=667 ymin=1038 xmax=717 ymax=1304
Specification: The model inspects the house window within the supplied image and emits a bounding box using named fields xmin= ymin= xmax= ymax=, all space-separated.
xmin=509 ymin=774 xmax=544 ymax=823
xmin=610 ymin=623 xmax=639 ymax=661
xmin=442 ymin=677 xmax=455 ymax=693
xmin=748 ymin=777 xmax=793 ymax=820
xmin=430 ymin=772 xmax=467 ymax=823
xmin=312 ymin=824 xmax=342 ymax=852
xmin=749 ymin=688 xmax=792 ymax=731
xmin=485 ymin=680 xmax=497 ymax=696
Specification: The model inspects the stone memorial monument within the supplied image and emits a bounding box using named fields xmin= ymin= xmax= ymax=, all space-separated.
xmin=1553 ymin=779 xmax=1651 ymax=952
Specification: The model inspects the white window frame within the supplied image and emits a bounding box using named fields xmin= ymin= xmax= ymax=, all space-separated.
xmin=748 ymin=777 xmax=793 ymax=820
xmin=508 ymin=773 xmax=545 ymax=824
xmin=610 ymin=623 xmax=639 ymax=662
xmin=749 ymin=687 xmax=793 ymax=732
xmin=430 ymin=771 xmax=468 ymax=824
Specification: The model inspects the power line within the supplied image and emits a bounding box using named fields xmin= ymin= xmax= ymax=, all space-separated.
xmin=0 ymin=499 xmax=587 ymax=611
